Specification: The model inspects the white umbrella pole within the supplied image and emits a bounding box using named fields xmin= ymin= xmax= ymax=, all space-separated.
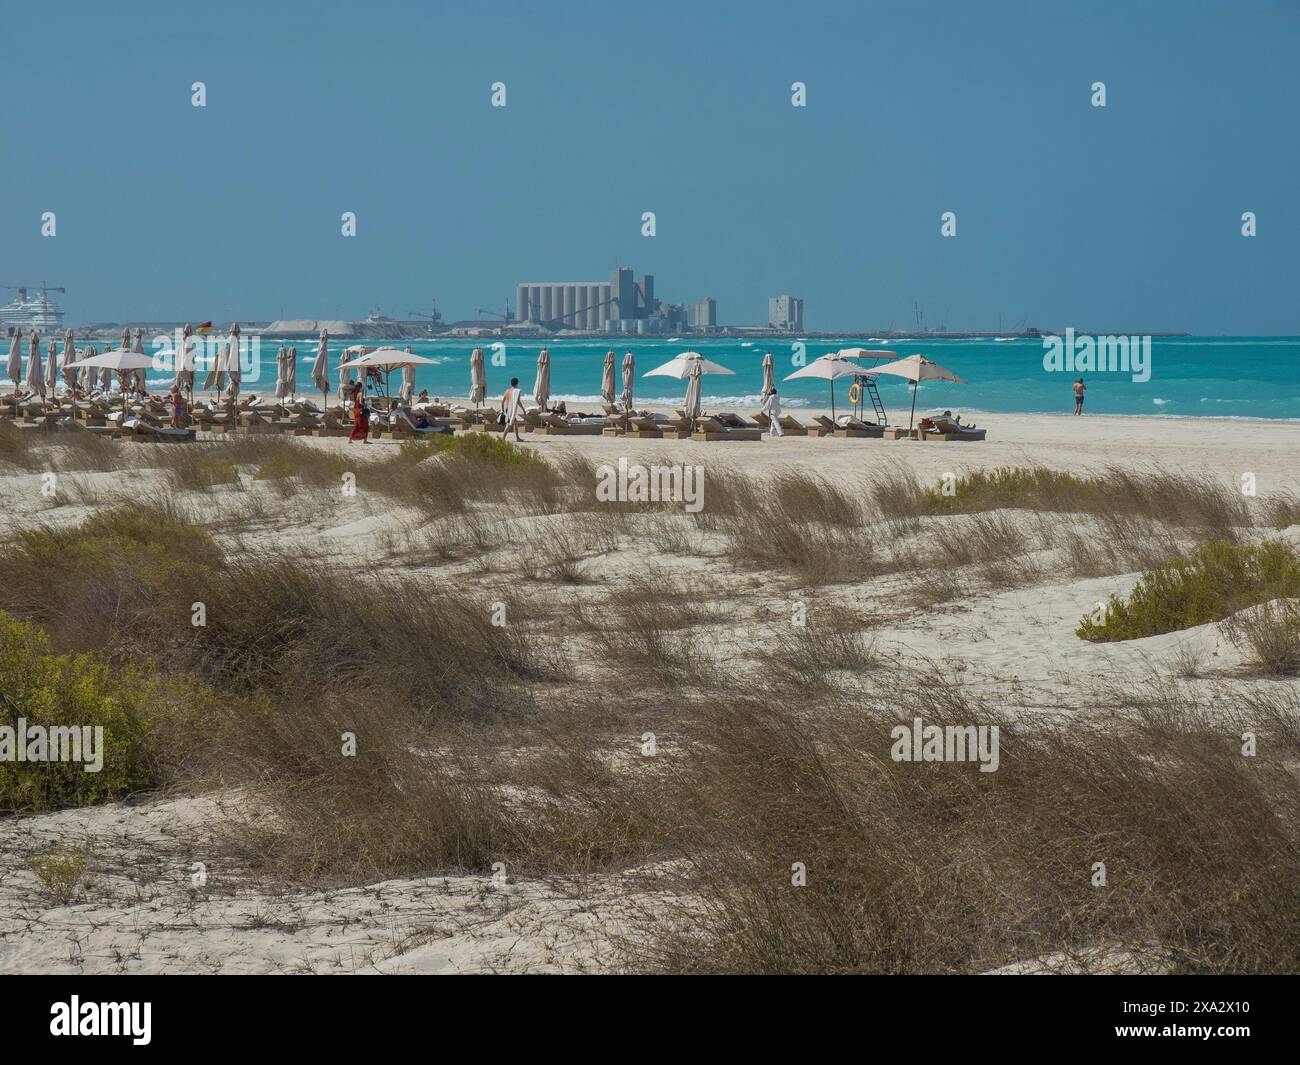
xmin=831 ymin=380 xmax=836 ymax=421
xmin=909 ymin=381 xmax=918 ymax=432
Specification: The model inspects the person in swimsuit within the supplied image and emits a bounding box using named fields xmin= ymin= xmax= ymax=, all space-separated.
xmin=1073 ymin=378 xmax=1086 ymax=416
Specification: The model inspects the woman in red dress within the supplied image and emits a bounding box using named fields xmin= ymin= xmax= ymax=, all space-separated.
xmin=349 ymin=381 xmax=370 ymax=443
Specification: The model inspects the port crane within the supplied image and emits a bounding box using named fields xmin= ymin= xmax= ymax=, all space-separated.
xmin=2 ymin=281 xmax=67 ymax=300
xmin=406 ymin=300 xmax=443 ymax=324
xmin=476 ymin=302 xmax=515 ymax=323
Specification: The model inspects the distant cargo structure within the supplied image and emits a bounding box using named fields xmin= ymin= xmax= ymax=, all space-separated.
xmin=768 ymin=294 xmax=804 ymax=331
xmin=688 ymin=297 xmax=717 ymax=330
xmin=516 ymin=267 xmax=670 ymax=332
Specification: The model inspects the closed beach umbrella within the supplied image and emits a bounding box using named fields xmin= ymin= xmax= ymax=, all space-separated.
xmin=863 ymin=353 xmax=966 ymax=431
xmin=620 ymin=350 xmax=635 ymax=411
xmin=26 ymin=334 xmax=44 ymax=397
xmin=601 ymin=349 xmax=616 ymax=405
xmin=287 ymin=345 xmax=299 ymax=398
xmin=61 ymin=330 xmax=78 ymax=389
xmin=131 ymin=329 xmax=148 ymax=391
xmin=7 ymin=328 xmax=23 ymax=389
xmin=682 ymin=360 xmax=703 ymax=427
xmin=45 ymin=338 xmax=59 ymax=395
xmin=337 ymin=340 xmax=356 ymax=402
xmin=469 ymin=346 xmax=486 ymax=407
xmin=172 ymin=325 xmax=195 ymax=393
xmin=784 ymin=351 xmax=877 ymax=420
xmin=399 ymin=347 xmax=415 ymax=403
xmin=311 ymin=331 xmax=330 ymax=407
xmin=202 ymin=341 xmax=225 ymax=396
xmin=760 ymin=351 xmax=775 ymax=399
xmin=274 ymin=345 xmax=290 ymax=398
xmin=619 ymin=351 xmax=635 ymax=429
xmin=533 ymin=347 xmax=551 ymax=410
xmin=98 ymin=349 xmax=112 ymax=391
xmin=222 ymin=324 xmax=241 ymax=401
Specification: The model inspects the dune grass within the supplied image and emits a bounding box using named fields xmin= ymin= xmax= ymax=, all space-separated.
xmin=1078 ymin=539 xmax=1300 ymax=641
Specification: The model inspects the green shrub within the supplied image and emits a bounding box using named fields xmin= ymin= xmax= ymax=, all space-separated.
xmin=0 ymin=612 xmax=158 ymax=812
xmin=404 ymin=431 xmax=545 ymax=467
xmin=1078 ymin=540 xmax=1300 ymax=641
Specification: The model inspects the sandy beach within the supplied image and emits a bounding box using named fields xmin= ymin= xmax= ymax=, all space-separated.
xmin=1 ymin=402 xmax=1297 ymax=975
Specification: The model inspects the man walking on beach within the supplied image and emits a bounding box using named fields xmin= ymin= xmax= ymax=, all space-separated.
xmin=501 ymin=376 xmax=524 ymax=442
xmin=1073 ymin=377 xmax=1086 ymax=416
xmin=761 ymin=387 xmax=784 ymax=438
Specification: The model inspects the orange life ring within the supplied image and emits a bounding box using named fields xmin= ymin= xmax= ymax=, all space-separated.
xmin=847 ymin=382 xmax=862 ymax=405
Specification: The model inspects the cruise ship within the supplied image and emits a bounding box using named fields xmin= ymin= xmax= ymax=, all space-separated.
xmin=0 ymin=286 xmax=67 ymax=334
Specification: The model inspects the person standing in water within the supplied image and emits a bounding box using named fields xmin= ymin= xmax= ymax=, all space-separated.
xmin=501 ymin=376 xmax=524 ymax=442
xmin=1073 ymin=377 xmax=1086 ymax=416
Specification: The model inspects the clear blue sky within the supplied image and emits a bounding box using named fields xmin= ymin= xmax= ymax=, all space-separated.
xmin=2 ymin=0 xmax=1296 ymax=332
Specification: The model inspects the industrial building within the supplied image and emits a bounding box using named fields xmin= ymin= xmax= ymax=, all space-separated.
xmin=516 ymin=267 xmax=656 ymax=331
xmin=688 ymin=297 xmax=717 ymax=329
xmin=768 ymin=294 xmax=804 ymax=331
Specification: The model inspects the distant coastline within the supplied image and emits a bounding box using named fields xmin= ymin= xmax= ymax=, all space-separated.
xmin=61 ymin=320 xmax=1195 ymax=343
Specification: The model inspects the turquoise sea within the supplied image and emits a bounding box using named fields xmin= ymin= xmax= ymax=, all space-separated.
xmin=153 ymin=336 xmax=1300 ymax=421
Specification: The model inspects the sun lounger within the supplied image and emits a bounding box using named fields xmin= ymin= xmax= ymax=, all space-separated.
xmin=691 ymin=416 xmax=762 ymax=442
xmin=532 ymin=412 xmax=607 ymax=435
xmin=119 ymin=416 xmax=195 ymax=443
xmin=919 ymin=416 xmax=986 ymax=441
xmin=753 ymin=412 xmax=811 ymax=437
xmin=811 ymin=415 xmax=884 ymax=439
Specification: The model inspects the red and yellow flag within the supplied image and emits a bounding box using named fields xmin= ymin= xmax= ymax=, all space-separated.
xmin=195 ymin=321 xmax=213 ymax=334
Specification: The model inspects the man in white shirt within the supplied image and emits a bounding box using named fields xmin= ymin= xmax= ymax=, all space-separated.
xmin=500 ymin=376 xmax=524 ymax=442
xmin=761 ymin=388 xmax=784 ymax=438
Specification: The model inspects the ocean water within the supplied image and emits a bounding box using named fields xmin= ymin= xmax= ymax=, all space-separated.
xmin=153 ymin=336 xmax=1300 ymax=421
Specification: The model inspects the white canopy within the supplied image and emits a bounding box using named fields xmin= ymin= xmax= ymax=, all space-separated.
xmin=66 ymin=348 xmax=156 ymax=371
xmin=644 ymin=351 xmax=734 ymax=379
xmin=863 ymin=354 xmax=965 ymax=383
xmin=338 ymin=346 xmax=441 ymax=369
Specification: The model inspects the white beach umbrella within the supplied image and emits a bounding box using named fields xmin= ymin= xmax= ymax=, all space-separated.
xmin=131 ymin=329 xmax=148 ymax=391
xmin=601 ymin=349 xmax=616 ymax=405
xmin=863 ymin=354 xmax=966 ymax=431
xmin=172 ymin=326 xmax=196 ymax=393
xmin=784 ymin=351 xmax=874 ymax=419
xmin=682 ymin=360 xmax=703 ymax=427
xmin=620 ymin=350 xmax=635 ymax=414
xmin=643 ymin=350 xmax=735 ymax=379
xmin=646 ymin=351 xmax=732 ymax=429
xmin=67 ymin=348 xmax=156 ymax=420
xmin=221 ymin=326 xmax=241 ymax=401
xmin=274 ymin=345 xmax=290 ymax=398
xmin=26 ymin=335 xmax=45 ymax=397
xmin=311 ymin=331 xmax=330 ymax=407
xmin=337 ymin=342 xmax=359 ymax=402
xmin=399 ymin=347 xmax=416 ymax=403
xmin=340 ymin=346 xmax=440 ymax=406
xmin=61 ymin=330 xmax=78 ymax=389
xmin=760 ymin=351 xmax=775 ymax=399
xmin=533 ymin=347 xmax=551 ymax=409
xmin=469 ymin=347 xmax=486 ymax=407
xmin=6 ymin=329 xmax=22 ymax=388
xmin=45 ymin=338 xmax=59 ymax=395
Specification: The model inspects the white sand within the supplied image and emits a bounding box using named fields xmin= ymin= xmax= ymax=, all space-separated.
xmin=1 ymin=408 xmax=1297 ymax=973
